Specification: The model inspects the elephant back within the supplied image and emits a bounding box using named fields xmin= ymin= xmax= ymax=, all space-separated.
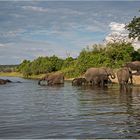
xmin=84 ymin=67 xmax=111 ymax=82
xmin=38 ymin=72 xmax=64 ymax=85
xmin=47 ymin=72 xmax=64 ymax=84
xmin=84 ymin=68 xmax=100 ymax=81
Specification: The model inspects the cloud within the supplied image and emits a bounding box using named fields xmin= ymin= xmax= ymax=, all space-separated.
xmin=0 ymin=1 xmax=139 ymax=64
xmin=133 ymin=40 xmax=140 ymax=50
xmin=0 ymin=43 xmax=5 ymax=47
xmin=57 ymin=8 xmax=83 ymax=16
xmin=105 ymin=22 xmax=129 ymax=43
xmin=109 ymin=22 xmax=126 ymax=32
xmin=0 ymin=40 xmax=78 ymax=64
xmin=22 ymin=6 xmax=48 ymax=12
xmin=105 ymin=22 xmax=140 ymax=50
xmin=0 ymin=29 xmax=25 ymax=38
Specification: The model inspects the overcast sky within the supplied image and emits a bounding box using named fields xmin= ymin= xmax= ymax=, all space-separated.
xmin=0 ymin=1 xmax=139 ymax=64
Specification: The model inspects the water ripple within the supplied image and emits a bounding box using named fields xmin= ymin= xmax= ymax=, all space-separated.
xmin=0 ymin=77 xmax=140 ymax=138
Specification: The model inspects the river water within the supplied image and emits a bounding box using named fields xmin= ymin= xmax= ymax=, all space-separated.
xmin=0 ymin=77 xmax=140 ymax=138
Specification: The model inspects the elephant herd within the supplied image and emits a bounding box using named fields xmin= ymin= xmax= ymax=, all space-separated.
xmin=72 ymin=67 xmax=133 ymax=89
xmin=1 ymin=61 xmax=140 ymax=89
xmin=38 ymin=66 xmax=134 ymax=89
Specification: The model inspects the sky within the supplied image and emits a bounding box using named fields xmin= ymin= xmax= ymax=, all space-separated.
xmin=0 ymin=1 xmax=139 ymax=64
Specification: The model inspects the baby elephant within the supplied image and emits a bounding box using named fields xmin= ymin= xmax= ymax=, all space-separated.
xmin=72 ymin=78 xmax=87 ymax=86
xmin=117 ymin=67 xmax=132 ymax=88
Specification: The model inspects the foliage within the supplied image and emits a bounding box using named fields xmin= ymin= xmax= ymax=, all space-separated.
xmin=131 ymin=50 xmax=140 ymax=61
xmin=17 ymin=60 xmax=32 ymax=77
xmin=17 ymin=56 xmax=64 ymax=77
xmin=126 ymin=16 xmax=140 ymax=40
xmin=61 ymin=67 xmax=80 ymax=78
xmin=75 ymin=45 xmax=106 ymax=73
xmin=105 ymin=42 xmax=134 ymax=68
xmin=17 ymin=42 xmax=140 ymax=78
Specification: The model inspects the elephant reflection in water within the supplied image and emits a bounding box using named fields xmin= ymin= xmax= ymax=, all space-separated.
xmin=84 ymin=67 xmax=115 ymax=87
xmin=119 ymin=86 xmax=140 ymax=137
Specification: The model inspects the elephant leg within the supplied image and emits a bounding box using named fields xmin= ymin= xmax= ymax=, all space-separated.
xmin=72 ymin=80 xmax=75 ymax=86
xmin=93 ymin=77 xmax=99 ymax=86
xmin=82 ymin=80 xmax=86 ymax=86
xmin=119 ymin=80 xmax=124 ymax=89
xmin=122 ymin=81 xmax=127 ymax=89
xmin=90 ymin=80 xmax=94 ymax=86
xmin=100 ymin=76 xmax=105 ymax=88
xmin=78 ymin=81 xmax=81 ymax=86
xmin=101 ymin=79 xmax=105 ymax=87
xmin=130 ymin=76 xmax=133 ymax=85
xmin=120 ymin=83 xmax=123 ymax=89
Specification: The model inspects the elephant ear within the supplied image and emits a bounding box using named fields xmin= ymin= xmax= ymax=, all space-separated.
xmin=101 ymin=67 xmax=109 ymax=75
xmin=105 ymin=67 xmax=111 ymax=75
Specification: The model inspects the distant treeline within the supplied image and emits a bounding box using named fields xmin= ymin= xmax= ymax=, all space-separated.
xmin=0 ymin=65 xmax=18 ymax=72
xmin=17 ymin=42 xmax=140 ymax=78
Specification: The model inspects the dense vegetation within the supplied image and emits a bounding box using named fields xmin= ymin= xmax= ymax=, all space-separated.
xmin=17 ymin=42 xmax=140 ymax=78
xmin=126 ymin=15 xmax=140 ymax=40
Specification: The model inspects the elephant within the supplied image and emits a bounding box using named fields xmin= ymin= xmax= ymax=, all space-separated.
xmin=124 ymin=61 xmax=140 ymax=74
xmin=38 ymin=72 xmax=64 ymax=86
xmin=117 ymin=67 xmax=133 ymax=89
xmin=72 ymin=78 xmax=87 ymax=86
xmin=84 ymin=67 xmax=115 ymax=87
xmin=0 ymin=79 xmax=12 ymax=85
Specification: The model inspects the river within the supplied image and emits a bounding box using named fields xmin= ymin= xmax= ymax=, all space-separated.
xmin=0 ymin=77 xmax=140 ymax=138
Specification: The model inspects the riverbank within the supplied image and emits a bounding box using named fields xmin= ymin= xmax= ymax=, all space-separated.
xmin=0 ymin=72 xmax=74 ymax=81
xmin=0 ymin=72 xmax=23 ymax=77
xmin=1 ymin=72 xmax=140 ymax=85
xmin=111 ymin=74 xmax=140 ymax=85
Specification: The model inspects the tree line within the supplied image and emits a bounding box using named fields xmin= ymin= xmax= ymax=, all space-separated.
xmin=17 ymin=42 xmax=140 ymax=78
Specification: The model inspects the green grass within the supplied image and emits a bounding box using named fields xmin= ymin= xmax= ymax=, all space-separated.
xmin=0 ymin=72 xmax=46 ymax=80
xmin=0 ymin=72 xmax=23 ymax=77
xmin=26 ymin=74 xmax=46 ymax=80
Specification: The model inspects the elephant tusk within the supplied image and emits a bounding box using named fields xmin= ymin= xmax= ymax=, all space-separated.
xmin=111 ymin=75 xmax=116 ymax=79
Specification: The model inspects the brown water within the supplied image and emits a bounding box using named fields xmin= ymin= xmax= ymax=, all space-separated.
xmin=0 ymin=77 xmax=140 ymax=138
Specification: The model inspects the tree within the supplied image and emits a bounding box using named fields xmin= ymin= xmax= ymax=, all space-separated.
xmin=126 ymin=16 xmax=140 ymax=40
xmin=105 ymin=42 xmax=134 ymax=68
xmin=17 ymin=60 xmax=32 ymax=77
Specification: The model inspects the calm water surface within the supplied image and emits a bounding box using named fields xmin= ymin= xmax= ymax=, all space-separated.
xmin=0 ymin=77 xmax=140 ymax=138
